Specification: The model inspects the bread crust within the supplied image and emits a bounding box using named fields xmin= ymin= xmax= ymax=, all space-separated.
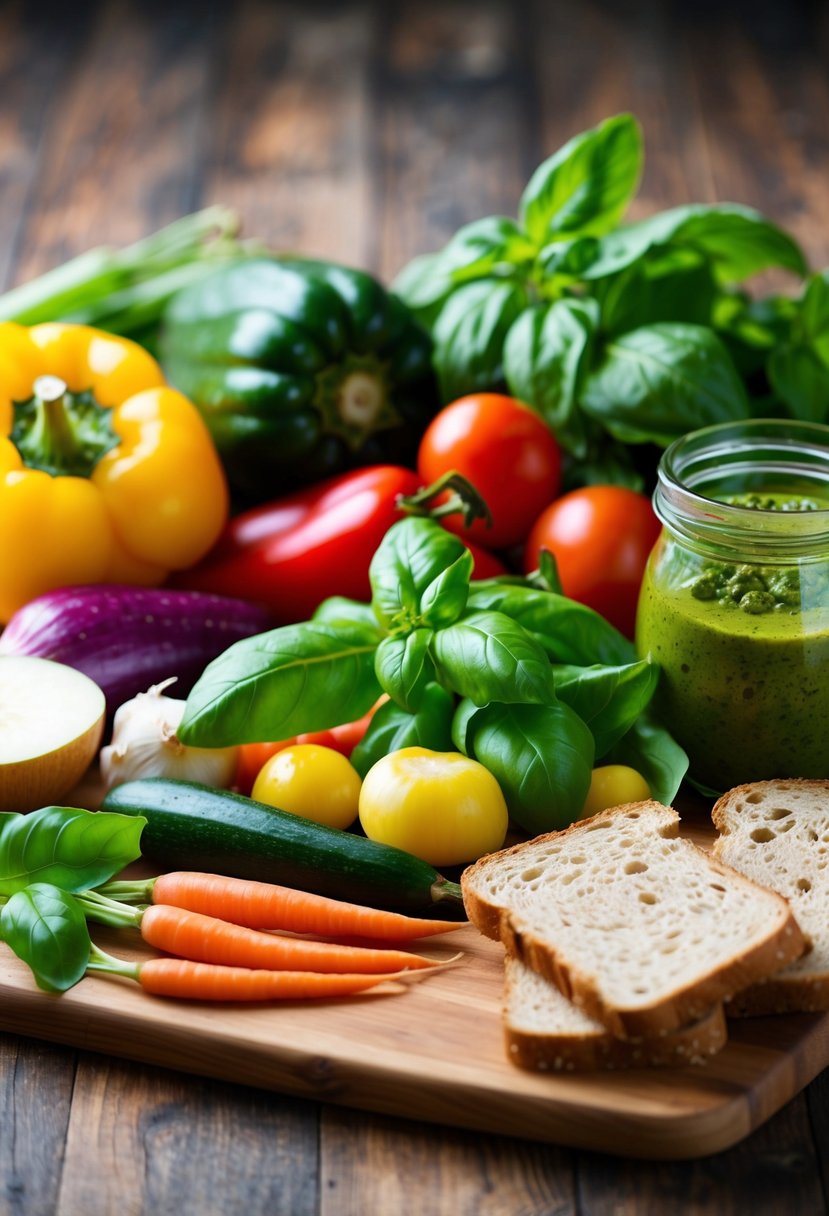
xmin=713 ymin=779 xmax=829 ymax=1015
xmin=462 ymin=801 xmax=806 ymax=1039
xmin=504 ymin=959 xmax=728 ymax=1071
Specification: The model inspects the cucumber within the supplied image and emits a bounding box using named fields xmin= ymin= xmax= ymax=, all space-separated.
xmin=101 ymin=777 xmax=464 ymax=915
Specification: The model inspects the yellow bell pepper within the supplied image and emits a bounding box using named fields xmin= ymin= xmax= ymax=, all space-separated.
xmin=0 ymin=321 xmax=229 ymax=623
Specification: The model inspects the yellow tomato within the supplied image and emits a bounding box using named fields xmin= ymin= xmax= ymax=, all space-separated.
xmin=252 ymin=743 xmax=361 ymax=830
xmin=358 ymin=746 xmax=508 ymax=867
xmin=579 ymin=765 xmax=651 ymax=819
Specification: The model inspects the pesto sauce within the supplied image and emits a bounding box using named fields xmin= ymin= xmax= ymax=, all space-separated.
xmin=689 ymin=493 xmax=824 ymax=615
xmin=637 ymin=491 xmax=829 ymax=790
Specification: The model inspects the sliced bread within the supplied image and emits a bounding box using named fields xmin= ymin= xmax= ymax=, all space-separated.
xmin=461 ymin=801 xmax=805 ymax=1038
xmin=504 ymin=957 xmax=727 ymax=1071
xmin=712 ymin=779 xmax=829 ymax=1015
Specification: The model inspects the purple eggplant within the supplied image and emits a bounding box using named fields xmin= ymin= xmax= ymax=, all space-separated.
xmin=0 ymin=585 xmax=273 ymax=715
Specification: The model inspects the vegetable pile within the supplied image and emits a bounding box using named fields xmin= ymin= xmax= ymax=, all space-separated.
xmin=3 ymin=108 xmax=823 ymax=1007
xmin=177 ymin=514 xmax=687 ymax=834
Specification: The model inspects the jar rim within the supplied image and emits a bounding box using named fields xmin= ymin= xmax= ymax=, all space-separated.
xmin=655 ymin=419 xmax=829 ymax=558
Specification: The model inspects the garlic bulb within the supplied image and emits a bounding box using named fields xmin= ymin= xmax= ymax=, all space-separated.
xmin=100 ymin=678 xmax=238 ymax=791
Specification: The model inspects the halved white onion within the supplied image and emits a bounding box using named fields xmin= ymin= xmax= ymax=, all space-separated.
xmin=0 ymin=656 xmax=105 ymax=812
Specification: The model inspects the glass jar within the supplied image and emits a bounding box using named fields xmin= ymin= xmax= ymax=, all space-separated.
xmin=636 ymin=419 xmax=829 ymax=792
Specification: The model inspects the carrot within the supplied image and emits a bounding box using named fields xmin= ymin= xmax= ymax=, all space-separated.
xmin=145 ymin=871 xmax=465 ymax=940
xmin=139 ymin=904 xmax=438 ymax=973
xmin=85 ymin=947 xmax=416 ymax=1001
xmin=137 ymin=960 xmax=412 ymax=1001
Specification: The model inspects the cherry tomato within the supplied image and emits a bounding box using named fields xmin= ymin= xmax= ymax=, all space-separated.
xmin=523 ymin=486 xmax=661 ymax=638
xmin=358 ymin=747 xmax=508 ymax=866
xmin=417 ymin=394 xmax=562 ymax=550
xmin=252 ymin=744 xmax=362 ymax=830
xmin=579 ymin=765 xmax=651 ymax=820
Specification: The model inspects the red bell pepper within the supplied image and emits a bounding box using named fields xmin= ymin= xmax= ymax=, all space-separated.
xmin=175 ymin=465 xmax=506 ymax=624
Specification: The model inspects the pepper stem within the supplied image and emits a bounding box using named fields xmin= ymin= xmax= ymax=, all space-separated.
xmin=10 ymin=378 xmax=120 ymax=478
xmin=397 ymin=470 xmax=493 ymax=530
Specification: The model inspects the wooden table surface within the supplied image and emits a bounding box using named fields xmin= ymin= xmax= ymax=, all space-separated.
xmin=2 ymin=0 xmax=829 ymax=1211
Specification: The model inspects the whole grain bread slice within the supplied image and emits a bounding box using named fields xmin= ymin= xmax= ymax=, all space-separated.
xmin=504 ymin=957 xmax=727 ymax=1071
xmin=712 ymin=779 xmax=829 ymax=1015
xmin=461 ymin=801 xmax=805 ymax=1038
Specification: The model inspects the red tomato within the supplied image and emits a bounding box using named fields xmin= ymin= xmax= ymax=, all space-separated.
xmin=417 ymin=394 xmax=562 ymax=550
xmin=523 ymin=486 xmax=661 ymax=638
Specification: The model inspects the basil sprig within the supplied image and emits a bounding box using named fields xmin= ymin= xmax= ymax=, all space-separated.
xmin=394 ymin=113 xmax=818 ymax=486
xmin=0 ymin=806 xmax=147 ymax=993
xmin=0 ymin=806 xmax=145 ymax=896
xmin=180 ymin=516 xmax=686 ymax=832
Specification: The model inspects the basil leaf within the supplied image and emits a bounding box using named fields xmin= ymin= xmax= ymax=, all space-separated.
xmin=394 ymin=218 xmax=535 ymax=321
xmin=554 ymin=659 xmax=659 ymax=757
xmin=799 ymin=271 xmax=829 ymax=349
xmin=375 ymin=629 xmax=435 ymax=712
xmin=442 ymin=216 xmax=536 ymax=282
xmin=419 ymin=550 xmax=473 ymax=629
xmin=536 ymin=235 xmax=600 ymax=280
xmin=503 ymin=297 xmax=599 ymax=454
xmin=369 ymin=518 xmax=466 ymax=630
xmin=433 ymin=279 xmax=527 ymax=402
xmin=605 ymin=711 xmax=688 ymax=805
xmin=519 ymin=113 xmax=643 ymax=244
xmin=431 ymin=610 xmax=556 ymax=706
xmin=464 ymin=701 xmax=594 ymax=834
xmin=582 ymin=323 xmax=750 ymax=446
xmin=179 ymin=620 xmax=382 ymax=745
xmin=598 ymin=263 xmax=718 ymax=336
xmin=351 ymin=685 xmax=455 ymax=779
xmin=450 ymin=697 xmax=480 ymax=756
xmin=768 ymin=344 xmax=829 ymax=424
xmin=0 ymin=807 xmax=145 ymax=896
xmin=392 ymin=251 xmax=455 ymax=319
xmin=0 ymin=884 xmax=90 ymax=992
xmin=465 ymin=583 xmax=635 ymax=666
xmin=583 ymin=203 xmax=806 ymax=283
xmin=312 ymin=596 xmax=382 ymax=633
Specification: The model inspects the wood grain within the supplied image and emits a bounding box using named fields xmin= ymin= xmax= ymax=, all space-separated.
xmin=0 ymin=1039 xmax=75 ymax=1215
xmin=54 ymin=1057 xmax=320 ymax=1216
xmin=374 ymin=0 xmax=538 ymax=279
xmin=10 ymin=0 xmax=217 ymax=282
xmin=204 ymin=0 xmax=376 ymax=264
xmin=1 ymin=828 xmax=829 ymax=1162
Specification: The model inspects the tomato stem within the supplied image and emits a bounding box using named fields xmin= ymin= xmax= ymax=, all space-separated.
xmin=397 ymin=470 xmax=493 ymax=529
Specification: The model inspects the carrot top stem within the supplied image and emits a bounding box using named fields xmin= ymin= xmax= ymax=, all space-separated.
xmin=95 ymin=878 xmax=155 ymax=905
xmin=77 ymin=890 xmax=143 ymax=929
xmin=86 ymin=943 xmax=140 ymax=982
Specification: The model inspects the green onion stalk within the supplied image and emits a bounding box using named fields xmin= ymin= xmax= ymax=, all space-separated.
xmin=0 ymin=207 xmax=263 ymax=351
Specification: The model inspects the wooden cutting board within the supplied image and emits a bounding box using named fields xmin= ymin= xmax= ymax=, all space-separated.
xmin=0 ymin=793 xmax=827 ymax=1161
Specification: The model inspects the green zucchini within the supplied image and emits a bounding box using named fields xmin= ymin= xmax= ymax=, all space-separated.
xmin=101 ymin=777 xmax=464 ymax=915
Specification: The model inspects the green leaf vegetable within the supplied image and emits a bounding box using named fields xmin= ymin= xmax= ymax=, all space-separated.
xmin=0 ymin=807 xmax=148 ymax=994
xmin=0 ymin=884 xmax=92 ymax=993
xmin=180 ymin=516 xmax=687 ymax=831
xmin=394 ymin=113 xmax=821 ymax=489
xmin=0 ymin=806 xmax=146 ymax=897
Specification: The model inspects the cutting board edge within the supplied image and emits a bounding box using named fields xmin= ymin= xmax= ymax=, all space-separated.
xmin=0 ymin=974 xmax=807 ymax=1161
